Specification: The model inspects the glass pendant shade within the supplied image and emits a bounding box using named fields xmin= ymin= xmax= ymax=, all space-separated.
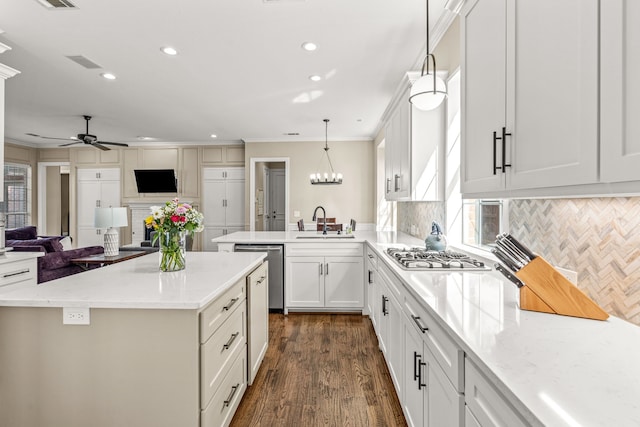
xmin=409 ymin=73 xmax=447 ymax=110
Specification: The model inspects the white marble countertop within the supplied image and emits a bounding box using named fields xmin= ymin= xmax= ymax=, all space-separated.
xmin=214 ymin=230 xmax=640 ymax=427
xmin=0 ymin=252 xmax=265 ymax=309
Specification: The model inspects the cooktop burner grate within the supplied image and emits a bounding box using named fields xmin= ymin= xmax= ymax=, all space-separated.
xmin=385 ymin=247 xmax=490 ymax=271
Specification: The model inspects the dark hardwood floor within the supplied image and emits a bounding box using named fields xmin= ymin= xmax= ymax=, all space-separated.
xmin=230 ymin=313 xmax=407 ymax=427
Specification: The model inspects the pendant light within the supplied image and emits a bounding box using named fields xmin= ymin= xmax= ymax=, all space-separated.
xmin=409 ymin=0 xmax=447 ymax=110
xmin=310 ymin=119 xmax=343 ymax=185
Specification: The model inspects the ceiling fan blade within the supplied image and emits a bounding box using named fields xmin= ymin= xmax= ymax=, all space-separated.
xmin=97 ymin=140 xmax=129 ymax=147
xmin=59 ymin=141 xmax=83 ymax=147
xmin=90 ymin=142 xmax=111 ymax=151
xmin=28 ymin=133 xmax=79 ymax=141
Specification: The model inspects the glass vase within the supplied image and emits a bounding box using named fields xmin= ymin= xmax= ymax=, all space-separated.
xmin=159 ymin=230 xmax=186 ymax=272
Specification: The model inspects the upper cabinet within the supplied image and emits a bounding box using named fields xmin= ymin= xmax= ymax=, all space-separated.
xmin=460 ymin=0 xmax=599 ymax=197
xmin=600 ymin=0 xmax=640 ymax=183
xmin=385 ymin=73 xmax=445 ymax=202
xmin=461 ymin=0 xmax=640 ymax=198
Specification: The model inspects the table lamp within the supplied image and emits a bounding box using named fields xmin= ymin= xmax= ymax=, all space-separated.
xmin=94 ymin=207 xmax=128 ymax=256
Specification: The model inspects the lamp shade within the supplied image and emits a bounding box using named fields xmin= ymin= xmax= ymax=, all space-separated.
xmin=409 ymin=73 xmax=447 ymax=111
xmin=94 ymin=207 xmax=128 ymax=229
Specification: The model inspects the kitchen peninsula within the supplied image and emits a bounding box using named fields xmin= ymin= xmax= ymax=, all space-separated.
xmin=214 ymin=231 xmax=640 ymax=427
xmin=0 ymin=251 xmax=267 ymax=427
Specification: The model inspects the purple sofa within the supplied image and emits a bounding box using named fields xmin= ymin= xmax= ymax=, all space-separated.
xmin=5 ymin=226 xmax=104 ymax=283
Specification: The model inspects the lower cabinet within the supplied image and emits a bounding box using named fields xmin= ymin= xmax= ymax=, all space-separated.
xmin=285 ymin=243 xmax=364 ymax=311
xmin=199 ymin=277 xmax=247 ymax=427
xmin=365 ymin=245 xmax=378 ymax=326
xmin=247 ymin=261 xmax=269 ymax=385
xmin=404 ymin=316 xmax=464 ymax=427
xmin=464 ymin=358 xmax=527 ymax=427
xmin=376 ymin=262 xmax=404 ymax=398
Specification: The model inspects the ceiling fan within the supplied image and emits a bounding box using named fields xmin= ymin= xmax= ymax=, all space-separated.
xmin=26 ymin=115 xmax=129 ymax=151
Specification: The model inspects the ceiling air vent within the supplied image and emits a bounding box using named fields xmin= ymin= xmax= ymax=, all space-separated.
xmin=66 ymin=55 xmax=101 ymax=69
xmin=35 ymin=0 xmax=76 ymax=9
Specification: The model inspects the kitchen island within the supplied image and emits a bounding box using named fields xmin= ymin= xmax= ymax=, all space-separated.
xmin=0 ymin=251 xmax=267 ymax=427
xmin=213 ymin=230 xmax=640 ymax=427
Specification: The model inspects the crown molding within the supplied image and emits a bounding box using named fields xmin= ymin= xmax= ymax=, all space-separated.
xmin=242 ymin=136 xmax=372 ymax=144
xmin=0 ymin=41 xmax=11 ymax=55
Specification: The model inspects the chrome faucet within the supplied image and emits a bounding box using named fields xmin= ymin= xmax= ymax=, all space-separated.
xmin=312 ymin=206 xmax=327 ymax=235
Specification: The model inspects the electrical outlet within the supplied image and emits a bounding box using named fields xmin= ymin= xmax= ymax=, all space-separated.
xmin=294 ymin=210 xmax=300 ymax=218
xmin=555 ymin=266 xmax=578 ymax=285
xmin=410 ymin=224 xmax=417 ymax=235
xmin=63 ymin=307 xmax=90 ymax=325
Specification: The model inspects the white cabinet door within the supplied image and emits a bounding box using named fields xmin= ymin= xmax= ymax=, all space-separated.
xmin=507 ymin=0 xmax=598 ymax=190
xmin=395 ymin=98 xmax=411 ymax=199
xmin=426 ymin=348 xmax=463 ymax=427
xmin=324 ymin=256 xmax=364 ymax=308
xmin=76 ymin=169 xmax=121 ymax=248
xmin=100 ymin=180 xmax=121 ymax=208
xmin=366 ymin=258 xmax=376 ymax=327
xmin=77 ymin=180 xmax=102 ymax=228
xmin=225 ymin=180 xmax=245 ymax=228
xmin=285 ymin=256 xmax=324 ymax=308
xmin=460 ymin=0 xmax=506 ymax=194
xmin=384 ymin=117 xmax=396 ymax=200
xmin=203 ymin=180 xmax=227 ymax=227
xmin=461 ymin=0 xmax=598 ymax=196
xmin=247 ymin=262 xmax=268 ymax=385
xmin=387 ymin=293 xmax=403 ymax=397
xmin=404 ymin=317 xmax=425 ymax=427
xmin=601 ymin=0 xmax=640 ymax=183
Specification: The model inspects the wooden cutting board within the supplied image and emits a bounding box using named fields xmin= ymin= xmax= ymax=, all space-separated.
xmin=515 ymin=257 xmax=609 ymax=321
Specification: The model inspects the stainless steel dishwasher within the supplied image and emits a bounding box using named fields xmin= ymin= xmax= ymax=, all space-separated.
xmin=234 ymin=244 xmax=284 ymax=312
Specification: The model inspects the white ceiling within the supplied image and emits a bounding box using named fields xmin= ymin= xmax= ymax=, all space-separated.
xmin=0 ymin=0 xmax=450 ymax=148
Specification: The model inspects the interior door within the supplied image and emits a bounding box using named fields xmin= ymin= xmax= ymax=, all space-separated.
xmin=268 ymin=169 xmax=286 ymax=231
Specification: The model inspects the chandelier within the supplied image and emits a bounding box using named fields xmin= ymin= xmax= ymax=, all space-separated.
xmin=310 ymin=119 xmax=343 ymax=185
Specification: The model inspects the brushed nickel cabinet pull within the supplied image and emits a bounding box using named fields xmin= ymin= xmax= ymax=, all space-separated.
xmin=223 ymin=297 xmax=239 ymax=311
xmin=222 ymin=332 xmax=239 ymax=350
xmin=223 ymin=384 xmax=239 ymax=407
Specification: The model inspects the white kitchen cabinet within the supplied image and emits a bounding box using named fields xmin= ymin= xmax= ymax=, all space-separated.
xmin=76 ymin=168 xmax=121 ymax=248
xmin=385 ymin=73 xmax=445 ymax=201
xmin=365 ymin=245 xmax=378 ymax=325
xmin=601 ymin=0 xmax=640 ymax=183
xmin=202 ymin=167 xmax=245 ymax=251
xmin=285 ymin=243 xmax=364 ymax=311
xmin=0 ymin=256 xmax=38 ymax=288
xmin=461 ymin=0 xmax=599 ymax=197
xmin=247 ymin=261 xmax=268 ymax=385
xmin=377 ymin=262 xmax=404 ymax=398
xmin=464 ymin=358 xmax=527 ymax=427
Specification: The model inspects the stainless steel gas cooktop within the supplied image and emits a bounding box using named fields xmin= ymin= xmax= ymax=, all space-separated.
xmin=385 ymin=247 xmax=491 ymax=271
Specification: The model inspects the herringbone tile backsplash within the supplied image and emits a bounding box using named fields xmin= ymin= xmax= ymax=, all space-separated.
xmin=510 ymin=198 xmax=640 ymax=326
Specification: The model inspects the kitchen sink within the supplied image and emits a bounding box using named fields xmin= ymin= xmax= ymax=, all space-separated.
xmin=295 ymin=233 xmax=355 ymax=239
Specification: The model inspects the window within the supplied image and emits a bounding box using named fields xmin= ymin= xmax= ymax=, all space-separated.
xmin=462 ymin=199 xmax=505 ymax=249
xmin=3 ymin=163 xmax=32 ymax=228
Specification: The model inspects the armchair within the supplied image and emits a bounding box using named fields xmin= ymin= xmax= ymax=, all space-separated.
xmin=5 ymin=226 xmax=104 ymax=283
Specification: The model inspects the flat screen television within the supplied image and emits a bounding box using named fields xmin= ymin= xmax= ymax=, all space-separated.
xmin=134 ymin=169 xmax=178 ymax=193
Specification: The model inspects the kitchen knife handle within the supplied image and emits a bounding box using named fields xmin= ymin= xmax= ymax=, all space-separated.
xmin=494 ymin=263 xmax=525 ymax=288
xmin=502 ymin=126 xmax=512 ymax=173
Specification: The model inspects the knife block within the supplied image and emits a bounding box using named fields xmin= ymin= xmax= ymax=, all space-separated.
xmin=514 ymin=257 xmax=609 ymax=321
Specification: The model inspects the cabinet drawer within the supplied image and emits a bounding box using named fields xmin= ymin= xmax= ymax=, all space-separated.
xmin=0 ymin=259 xmax=37 ymax=288
xmin=201 ymin=349 xmax=247 ymax=427
xmin=200 ymin=279 xmax=245 ymax=343
xmin=285 ymin=242 xmax=363 ymax=257
xmin=247 ymin=261 xmax=268 ymax=287
xmin=201 ymin=302 xmax=246 ymax=408
xmin=365 ymin=245 xmax=378 ymax=270
xmin=464 ymin=358 xmax=527 ymax=427
xmin=405 ymin=292 xmax=464 ymax=392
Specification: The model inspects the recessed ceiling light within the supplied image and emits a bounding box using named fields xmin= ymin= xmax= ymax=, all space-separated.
xmin=101 ymin=73 xmax=116 ymax=80
xmin=309 ymin=75 xmax=321 ymax=82
xmin=210 ymin=134 xmax=217 ymax=138
xmin=301 ymin=42 xmax=317 ymax=51
xmin=161 ymin=46 xmax=178 ymax=56
xmin=137 ymin=136 xmax=154 ymax=141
